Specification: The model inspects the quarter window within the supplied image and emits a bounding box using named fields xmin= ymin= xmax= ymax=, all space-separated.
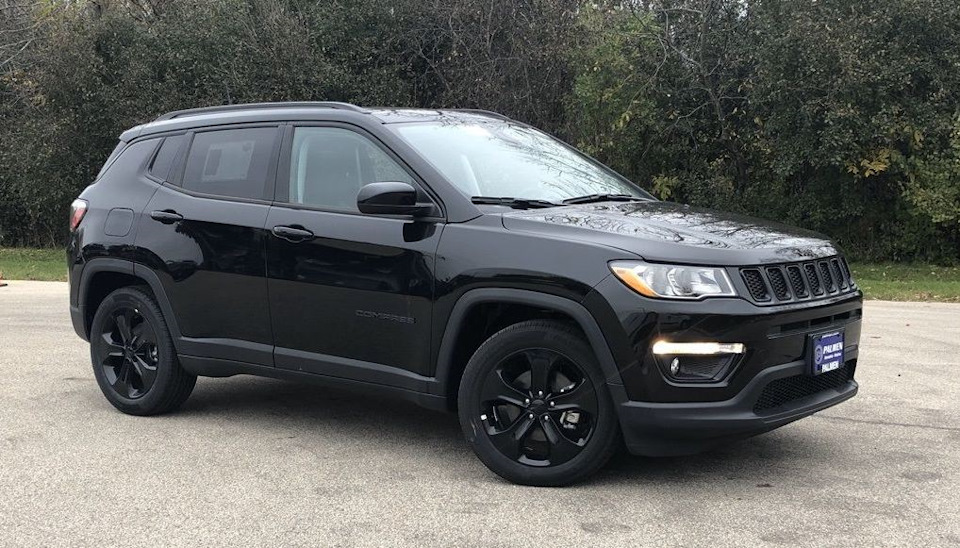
xmin=149 ymin=134 xmax=185 ymax=181
xmin=97 ymin=139 xmax=160 ymax=182
xmin=95 ymin=142 xmax=127 ymax=181
xmin=182 ymin=128 xmax=277 ymax=200
xmin=288 ymin=127 xmax=414 ymax=211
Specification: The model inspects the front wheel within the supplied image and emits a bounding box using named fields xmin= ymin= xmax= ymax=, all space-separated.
xmin=89 ymin=286 xmax=196 ymax=416
xmin=458 ymin=320 xmax=620 ymax=486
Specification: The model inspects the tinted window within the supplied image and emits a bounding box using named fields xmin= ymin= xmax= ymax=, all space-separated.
xmin=149 ymin=134 xmax=185 ymax=181
xmin=288 ymin=127 xmax=414 ymax=211
xmin=95 ymin=142 xmax=127 ymax=181
xmin=98 ymin=139 xmax=159 ymax=182
xmin=182 ymin=128 xmax=277 ymax=200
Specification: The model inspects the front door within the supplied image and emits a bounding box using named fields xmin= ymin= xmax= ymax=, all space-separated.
xmin=266 ymin=125 xmax=442 ymax=384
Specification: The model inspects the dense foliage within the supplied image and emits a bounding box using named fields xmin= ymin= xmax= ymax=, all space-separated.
xmin=1 ymin=0 xmax=958 ymax=262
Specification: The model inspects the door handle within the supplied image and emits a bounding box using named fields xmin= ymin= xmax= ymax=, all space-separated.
xmin=271 ymin=225 xmax=315 ymax=242
xmin=150 ymin=209 xmax=183 ymax=224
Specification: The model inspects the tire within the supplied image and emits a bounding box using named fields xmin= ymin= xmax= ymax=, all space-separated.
xmin=458 ymin=320 xmax=620 ymax=486
xmin=89 ymin=286 xmax=196 ymax=416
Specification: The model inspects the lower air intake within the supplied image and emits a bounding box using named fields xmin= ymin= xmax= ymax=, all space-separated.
xmin=753 ymin=365 xmax=855 ymax=413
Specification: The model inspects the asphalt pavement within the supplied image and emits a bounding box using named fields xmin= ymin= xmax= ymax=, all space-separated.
xmin=1 ymin=281 xmax=958 ymax=547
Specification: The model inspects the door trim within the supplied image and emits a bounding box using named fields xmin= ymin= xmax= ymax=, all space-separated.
xmin=176 ymin=337 xmax=274 ymax=368
xmin=178 ymin=355 xmax=447 ymax=411
xmin=274 ymin=347 xmax=438 ymax=393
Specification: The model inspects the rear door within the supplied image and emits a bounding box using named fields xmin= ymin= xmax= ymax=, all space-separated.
xmin=136 ymin=125 xmax=282 ymax=366
xmin=265 ymin=124 xmax=443 ymax=385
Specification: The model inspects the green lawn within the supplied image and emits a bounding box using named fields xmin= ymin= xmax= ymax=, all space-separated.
xmin=1 ymin=247 xmax=958 ymax=302
xmin=849 ymin=263 xmax=960 ymax=303
xmin=0 ymin=248 xmax=67 ymax=282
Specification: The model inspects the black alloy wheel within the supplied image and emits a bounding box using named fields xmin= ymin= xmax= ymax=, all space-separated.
xmin=459 ymin=320 xmax=619 ymax=486
xmin=479 ymin=348 xmax=598 ymax=467
xmin=89 ymin=286 xmax=196 ymax=416
xmin=96 ymin=306 xmax=160 ymax=399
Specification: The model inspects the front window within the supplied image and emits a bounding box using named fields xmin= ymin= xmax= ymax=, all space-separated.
xmin=287 ymin=127 xmax=415 ymax=212
xmin=391 ymin=120 xmax=650 ymax=202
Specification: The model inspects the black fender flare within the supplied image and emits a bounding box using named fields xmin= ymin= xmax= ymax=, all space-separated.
xmin=433 ymin=288 xmax=628 ymax=403
xmin=76 ymin=258 xmax=183 ymax=349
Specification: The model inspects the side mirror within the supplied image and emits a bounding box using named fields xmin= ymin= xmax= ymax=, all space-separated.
xmin=357 ymin=182 xmax=434 ymax=217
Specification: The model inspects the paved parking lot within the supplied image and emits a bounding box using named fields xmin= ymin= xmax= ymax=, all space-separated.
xmin=1 ymin=281 xmax=958 ymax=547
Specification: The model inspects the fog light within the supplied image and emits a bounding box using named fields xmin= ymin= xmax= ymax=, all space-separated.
xmin=670 ymin=358 xmax=681 ymax=376
xmin=661 ymin=355 xmax=737 ymax=382
xmin=653 ymin=340 xmax=745 ymax=382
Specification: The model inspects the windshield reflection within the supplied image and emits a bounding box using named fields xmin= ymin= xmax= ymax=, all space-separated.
xmin=392 ymin=119 xmax=651 ymax=202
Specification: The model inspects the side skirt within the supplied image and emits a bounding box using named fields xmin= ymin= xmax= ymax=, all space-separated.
xmin=178 ymin=355 xmax=449 ymax=412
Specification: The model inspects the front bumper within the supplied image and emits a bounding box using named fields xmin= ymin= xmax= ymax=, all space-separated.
xmin=584 ymin=274 xmax=863 ymax=456
xmin=616 ymin=358 xmax=858 ymax=456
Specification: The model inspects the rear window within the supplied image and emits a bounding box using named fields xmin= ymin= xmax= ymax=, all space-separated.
xmin=181 ymin=128 xmax=278 ymax=200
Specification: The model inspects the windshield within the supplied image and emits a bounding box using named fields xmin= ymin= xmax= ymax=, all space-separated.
xmin=391 ymin=120 xmax=651 ymax=203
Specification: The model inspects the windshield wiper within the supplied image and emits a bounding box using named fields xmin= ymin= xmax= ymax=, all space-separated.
xmin=471 ymin=196 xmax=564 ymax=209
xmin=561 ymin=193 xmax=649 ymax=205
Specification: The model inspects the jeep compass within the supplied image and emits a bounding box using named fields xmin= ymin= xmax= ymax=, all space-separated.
xmin=68 ymin=102 xmax=861 ymax=486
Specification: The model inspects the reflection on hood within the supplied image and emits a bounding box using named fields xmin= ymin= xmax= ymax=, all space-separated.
xmin=501 ymin=201 xmax=838 ymax=264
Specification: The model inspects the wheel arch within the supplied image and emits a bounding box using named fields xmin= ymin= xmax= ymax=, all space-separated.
xmin=78 ymin=259 xmax=182 ymax=348
xmin=434 ymin=288 xmax=626 ymax=410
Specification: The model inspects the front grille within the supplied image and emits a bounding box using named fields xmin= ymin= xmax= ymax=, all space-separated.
xmin=739 ymin=256 xmax=856 ymax=304
xmin=830 ymin=259 xmax=847 ymax=289
xmin=786 ymin=266 xmax=808 ymax=298
xmin=838 ymin=259 xmax=852 ymax=283
xmin=819 ymin=261 xmax=837 ymax=292
xmin=741 ymin=269 xmax=770 ymax=301
xmin=753 ymin=365 xmax=855 ymax=413
xmin=804 ymin=263 xmax=823 ymax=295
xmin=766 ymin=267 xmax=790 ymax=300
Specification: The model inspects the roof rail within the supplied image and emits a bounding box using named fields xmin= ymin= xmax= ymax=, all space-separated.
xmin=448 ymin=108 xmax=512 ymax=121
xmin=154 ymin=101 xmax=366 ymax=122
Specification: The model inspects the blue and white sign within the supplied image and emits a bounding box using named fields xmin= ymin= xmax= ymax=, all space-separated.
xmin=811 ymin=331 xmax=844 ymax=375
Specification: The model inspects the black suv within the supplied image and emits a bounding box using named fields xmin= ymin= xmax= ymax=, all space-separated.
xmin=68 ymin=102 xmax=861 ymax=486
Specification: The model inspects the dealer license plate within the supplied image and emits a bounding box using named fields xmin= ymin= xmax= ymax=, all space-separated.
xmin=809 ymin=330 xmax=845 ymax=375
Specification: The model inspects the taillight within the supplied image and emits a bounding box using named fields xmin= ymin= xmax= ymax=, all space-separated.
xmin=69 ymin=199 xmax=88 ymax=231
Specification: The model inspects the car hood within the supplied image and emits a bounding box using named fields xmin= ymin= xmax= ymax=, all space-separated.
xmin=499 ymin=201 xmax=840 ymax=266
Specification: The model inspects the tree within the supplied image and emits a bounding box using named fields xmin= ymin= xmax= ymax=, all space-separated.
xmin=1 ymin=0 xmax=957 ymax=261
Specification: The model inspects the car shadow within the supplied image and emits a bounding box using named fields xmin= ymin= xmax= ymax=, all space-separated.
xmin=176 ymin=375 xmax=833 ymax=488
xmin=178 ymin=375 xmax=464 ymax=445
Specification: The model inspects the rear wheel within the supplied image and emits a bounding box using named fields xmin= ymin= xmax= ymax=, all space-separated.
xmin=458 ymin=320 xmax=619 ymax=486
xmin=90 ymin=286 xmax=195 ymax=415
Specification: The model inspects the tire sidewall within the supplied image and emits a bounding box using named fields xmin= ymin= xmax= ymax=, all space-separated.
xmin=458 ymin=322 xmax=619 ymax=486
xmin=89 ymin=288 xmax=178 ymax=414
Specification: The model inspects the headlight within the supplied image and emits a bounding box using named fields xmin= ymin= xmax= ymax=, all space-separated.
xmin=610 ymin=261 xmax=737 ymax=300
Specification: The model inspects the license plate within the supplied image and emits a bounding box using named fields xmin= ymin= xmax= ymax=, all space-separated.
xmin=809 ymin=330 xmax=845 ymax=375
